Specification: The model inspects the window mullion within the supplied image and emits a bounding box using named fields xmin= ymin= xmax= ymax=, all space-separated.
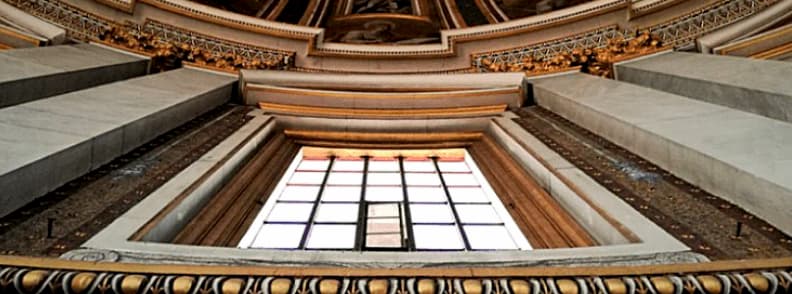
xmin=298 ymin=156 xmax=335 ymax=250
xmin=433 ymin=157 xmax=472 ymax=251
xmin=354 ymin=156 xmax=369 ymax=250
xmin=398 ymin=156 xmax=417 ymax=251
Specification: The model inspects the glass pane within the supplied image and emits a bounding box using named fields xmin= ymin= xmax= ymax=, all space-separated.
xmin=297 ymin=159 xmax=330 ymax=171
xmin=441 ymin=173 xmax=479 ymax=186
xmin=437 ymin=160 xmax=469 ymax=172
xmin=413 ymin=225 xmax=465 ymax=250
xmin=332 ymin=159 xmax=364 ymax=171
xmin=365 ymin=186 xmax=403 ymax=202
xmin=405 ymin=172 xmax=441 ymax=186
xmin=289 ymin=172 xmax=326 ymax=185
xmin=314 ymin=203 xmax=359 ymax=222
xmin=366 ymin=172 xmax=402 ymax=185
xmin=326 ymin=172 xmax=363 ymax=185
xmin=266 ymin=203 xmax=314 ymax=222
xmin=368 ymin=159 xmax=399 ymax=172
xmin=454 ymin=204 xmax=501 ymax=224
xmin=279 ymin=185 xmax=321 ymax=202
xmin=250 ymin=224 xmax=306 ymax=249
xmin=447 ymin=187 xmax=489 ymax=203
xmin=407 ymin=187 xmax=448 ymax=203
xmin=366 ymin=233 xmax=402 ymax=248
xmin=463 ymin=225 xmax=518 ymax=250
xmin=402 ymin=160 xmax=436 ymax=172
xmin=409 ymin=204 xmax=454 ymax=223
xmin=366 ymin=218 xmax=401 ymax=234
xmin=321 ymin=186 xmax=362 ymax=202
xmin=305 ymin=224 xmax=357 ymax=249
xmin=368 ymin=203 xmax=400 ymax=218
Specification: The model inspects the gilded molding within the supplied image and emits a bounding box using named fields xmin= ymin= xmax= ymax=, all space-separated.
xmin=98 ymin=20 xmax=294 ymax=71
xmin=0 ymin=256 xmax=790 ymax=294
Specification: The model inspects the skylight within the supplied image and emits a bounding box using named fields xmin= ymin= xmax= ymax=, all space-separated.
xmin=238 ymin=148 xmax=531 ymax=251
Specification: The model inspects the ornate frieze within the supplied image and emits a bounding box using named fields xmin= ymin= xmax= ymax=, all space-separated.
xmin=0 ymin=256 xmax=790 ymax=294
xmin=471 ymin=0 xmax=781 ymax=74
xmin=99 ymin=20 xmax=294 ymax=71
xmin=475 ymin=30 xmax=663 ymax=78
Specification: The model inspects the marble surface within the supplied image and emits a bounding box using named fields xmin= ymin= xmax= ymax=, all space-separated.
xmin=616 ymin=52 xmax=792 ymax=123
xmin=0 ymin=44 xmax=148 ymax=107
xmin=0 ymin=68 xmax=235 ymax=217
xmin=529 ymin=72 xmax=792 ymax=237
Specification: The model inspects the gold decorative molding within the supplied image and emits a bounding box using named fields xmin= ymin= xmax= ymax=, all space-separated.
xmin=0 ymin=256 xmax=790 ymax=293
xmin=284 ymin=130 xmax=483 ymax=143
xmin=478 ymin=32 xmax=665 ymax=78
xmin=259 ymin=102 xmax=507 ymax=119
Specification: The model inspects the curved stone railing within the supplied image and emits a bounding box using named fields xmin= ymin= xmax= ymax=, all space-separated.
xmin=0 ymin=256 xmax=790 ymax=293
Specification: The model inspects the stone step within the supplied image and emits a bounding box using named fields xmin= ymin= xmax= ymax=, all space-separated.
xmin=528 ymin=72 xmax=792 ymax=237
xmin=0 ymin=68 xmax=235 ymax=217
xmin=615 ymin=51 xmax=792 ymax=123
xmin=0 ymin=43 xmax=149 ymax=108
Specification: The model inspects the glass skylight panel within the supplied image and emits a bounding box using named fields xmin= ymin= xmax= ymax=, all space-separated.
xmin=289 ymin=171 xmax=327 ymax=185
xmin=266 ymin=203 xmax=314 ymax=222
xmin=437 ymin=160 xmax=470 ymax=172
xmin=413 ymin=225 xmax=465 ymax=250
xmin=297 ymin=159 xmax=330 ymax=171
xmin=365 ymin=186 xmax=404 ymax=202
xmin=332 ymin=159 xmax=365 ymax=171
xmin=454 ymin=204 xmax=502 ymax=224
xmin=441 ymin=173 xmax=479 ymax=186
xmin=321 ymin=186 xmax=362 ymax=202
xmin=251 ymin=224 xmax=306 ymax=249
xmin=367 ymin=159 xmax=400 ymax=171
xmin=305 ymin=224 xmax=356 ymax=249
xmin=368 ymin=203 xmax=400 ymax=218
xmin=409 ymin=204 xmax=455 ymax=223
xmin=326 ymin=172 xmax=363 ymax=185
xmin=402 ymin=159 xmax=436 ymax=172
xmin=406 ymin=187 xmax=447 ymax=203
xmin=314 ymin=203 xmax=359 ymax=223
xmin=240 ymin=148 xmax=532 ymax=252
xmin=463 ymin=225 xmax=519 ymax=250
xmin=447 ymin=187 xmax=489 ymax=203
xmin=366 ymin=172 xmax=402 ymax=185
xmin=279 ymin=185 xmax=321 ymax=202
xmin=405 ymin=172 xmax=441 ymax=186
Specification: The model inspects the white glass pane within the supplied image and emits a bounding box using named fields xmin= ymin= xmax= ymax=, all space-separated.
xmin=251 ymin=224 xmax=306 ymax=249
xmin=413 ymin=225 xmax=465 ymax=250
xmin=279 ymin=185 xmax=321 ymax=201
xmin=297 ymin=159 xmax=330 ymax=171
xmin=447 ymin=187 xmax=489 ymax=203
xmin=267 ymin=203 xmax=313 ymax=222
xmin=368 ymin=159 xmax=399 ymax=172
xmin=368 ymin=203 xmax=400 ymax=218
xmin=407 ymin=187 xmax=448 ymax=203
xmin=441 ymin=173 xmax=479 ymax=186
xmin=326 ymin=172 xmax=363 ymax=185
xmin=366 ymin=218 xmax=401 ymax=234
xmin=403 ymin=160 xmax=436 ymax=172
xmin=366 ymin=233 xmax=402 ymax=248
xmin=366 ymin=172 xmax=402 ymax=185
xmin=314 ymin=203 xmax=359 ymax=222
xmin=332 ymin=159 xmax=364 ymax=171
xmin=464 ymin=225 xmax=518 ymax=250
xmin=454 ymin=204 xmax=501 ymax=224
xmin=365 ymin=186 xmax=403 ymax=202
xmin=289 ymin=172 xmax=326 ymax=185
xmin=305 ymin=224 xmax=356 ymax=249
xmin=321 ymin=186 xmax=361 ymax=202
xmin=405 ymin=173 xmax=441 ymax=186
xmin=437 ymin=160 xmax=470 ymax=172
xmin=409 ymin=204 xmax=455 ymax=223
